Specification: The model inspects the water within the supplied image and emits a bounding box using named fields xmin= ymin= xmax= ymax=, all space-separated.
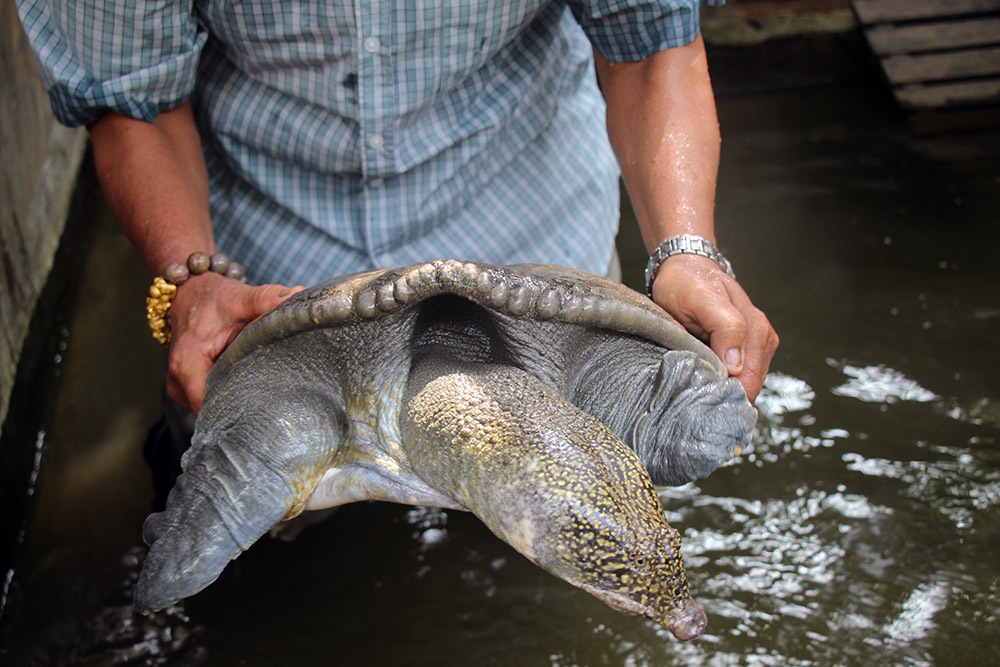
xmin=2 ymin=81 xmax=999 ymax=665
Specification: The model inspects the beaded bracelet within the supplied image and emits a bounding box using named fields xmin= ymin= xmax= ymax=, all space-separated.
xmin=146 ymin=251 xmax=248 ymax=345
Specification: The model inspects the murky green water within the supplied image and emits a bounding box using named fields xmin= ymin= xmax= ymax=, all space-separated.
xmin=3 ymin=82 xmax=999 ymax=666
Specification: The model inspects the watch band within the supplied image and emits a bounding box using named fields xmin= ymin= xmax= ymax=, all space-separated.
xmin=644 ymin=234 xmax=736 ymax=298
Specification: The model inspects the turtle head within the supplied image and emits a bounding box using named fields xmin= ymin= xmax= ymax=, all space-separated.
xmin=400 ymin=345 xmax=709 ymax=640
xmin=545 ymin=488 xmax=706 ymax=641
xmin=506 ymin=409 xmax=708 ymax=641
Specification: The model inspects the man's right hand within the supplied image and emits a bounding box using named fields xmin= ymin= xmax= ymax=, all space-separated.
xmin=166 ymin=273 xmax=304 ymax=414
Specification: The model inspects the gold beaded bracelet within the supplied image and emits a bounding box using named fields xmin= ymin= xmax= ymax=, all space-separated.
xmin=146 ymin=251 xmax=247 ymax=345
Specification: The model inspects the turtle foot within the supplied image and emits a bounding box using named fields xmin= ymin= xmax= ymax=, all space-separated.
xmin=570 ymin=344 xmax=756 ymax=487
xmin=135 ymin=496 xmax=243 ymax=611
xmin=633 ymin=351 xmax=757 ymax=486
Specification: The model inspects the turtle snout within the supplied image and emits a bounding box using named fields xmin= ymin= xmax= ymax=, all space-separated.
xmin=667 ymin=598 xmax=707 ymax=641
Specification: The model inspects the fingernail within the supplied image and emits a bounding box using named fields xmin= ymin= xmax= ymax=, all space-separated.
xmin=725 ymin=348 xmax=742 ymax=368
xmin=277 ymin=288 xmax=291 ymax=297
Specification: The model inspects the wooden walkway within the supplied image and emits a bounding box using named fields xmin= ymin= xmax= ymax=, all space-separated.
xmin=852 ymin=0 xmax=1000 ymax=132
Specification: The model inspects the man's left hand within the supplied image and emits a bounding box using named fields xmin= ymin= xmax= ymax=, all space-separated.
xmin=651 ymin=254 xmax=778 ymax=403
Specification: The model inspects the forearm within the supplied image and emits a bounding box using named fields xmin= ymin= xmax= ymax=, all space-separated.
xmin=87 ymin=102 xmax=302 ymax=414
xmin=87 ymin=101 xmax=214 ymax=277
xmin=594 ymin=36 xmax=721 ymax=250
xmin=596 ymin=37 xmax=777 ymax=401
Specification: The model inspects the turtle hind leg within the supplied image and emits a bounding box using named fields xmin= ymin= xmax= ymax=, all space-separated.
xmin=134 ymin=391 xmax=344 ymax=611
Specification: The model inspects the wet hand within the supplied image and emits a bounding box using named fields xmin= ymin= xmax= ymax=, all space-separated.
xmin=651 ymin=254 xmax=778 ymax=403
xmin=166 ymin=273 xmax=304 ymax=414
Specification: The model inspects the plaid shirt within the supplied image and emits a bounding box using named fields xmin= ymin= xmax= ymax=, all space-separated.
xmin=18 ymin=0 xmax=718 ymax=285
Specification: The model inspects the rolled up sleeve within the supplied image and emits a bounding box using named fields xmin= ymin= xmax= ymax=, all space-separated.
xmin=570 ymin=0 xmax=723 ymax=63
xmin=16 ymin=0 xmax=208 ymax=126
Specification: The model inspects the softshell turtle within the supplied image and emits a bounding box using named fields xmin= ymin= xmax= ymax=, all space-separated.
xmin=136 ymin=260 xmax=756 ymax=640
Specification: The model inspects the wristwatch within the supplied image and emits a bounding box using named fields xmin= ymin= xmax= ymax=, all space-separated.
xmin=644 ymin=234 xmax=736 ymax=298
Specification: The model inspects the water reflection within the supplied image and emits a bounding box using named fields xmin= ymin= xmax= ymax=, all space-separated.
xmin=828 ymin=360 xmax=938 ymax=404
xmin=25 ymin=547 xmax=206 ymax=666
xmin=632 ymin=355 xmax=1000 ymax=666
xmin=756 ymin=372 xmax=816 ymax=417
xmin=8 ymin=321 xmax=999 ymax=666
xmin=882 ymin=579 xmax=949 ymax=645
xmin=842 ymin=448 xmax=1000 ymax=531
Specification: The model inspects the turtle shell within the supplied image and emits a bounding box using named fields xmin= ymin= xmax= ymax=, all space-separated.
xmin=212 ymin=259 xmax=726 ymax=380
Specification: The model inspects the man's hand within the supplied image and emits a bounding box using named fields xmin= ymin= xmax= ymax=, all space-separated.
xmin=167 ymin=273 xmax=304 ymax=414
xmin=652 ymin=254 xmax=778 ymax=402
xmin=595 ymin=41 xmax=778 ymax=399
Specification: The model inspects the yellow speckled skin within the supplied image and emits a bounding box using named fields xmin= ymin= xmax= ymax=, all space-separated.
xmin=402 ymin=359 xmax=707 ymax=640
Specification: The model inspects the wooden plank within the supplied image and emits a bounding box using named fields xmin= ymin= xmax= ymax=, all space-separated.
xmin=909 ymin=105 xmax=1000 ymax=133
xmin=865 ymin=17 xmax=1000 ymax=55
xmin=882 ymin=46 xmax=1000 ymax=84
xmin=853 ymin=0 xmax=1000 ymax=25
xmin=895 ymin=78 xmax=1000 ymax=109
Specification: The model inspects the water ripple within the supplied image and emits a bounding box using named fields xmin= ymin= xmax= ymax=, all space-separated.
xmin=757 ymin=372 xmax=816 ymax=418
xmin=404 ymin=506 xmax=449 ymax=551
xmin=842 ymin=450 xmax=1000 ymax=529
xmin=69 ymin=547 xmax=206 ymax=666
xmin=883 ymin=580 xmax=950 ymax=644
xmin=679 ymin=487 xmax=890 ymax=603
xmin=827 ymin=360 xmax=938 ymax=404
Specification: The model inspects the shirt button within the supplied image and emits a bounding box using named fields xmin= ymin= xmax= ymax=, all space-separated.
xmin=364 ymin=37 xmax=381 ymax=53
xmin=368 ymin=134 xmax=384 ymax=150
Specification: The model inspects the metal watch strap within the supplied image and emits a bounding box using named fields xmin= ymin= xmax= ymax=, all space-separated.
xmin=644 ymin=234 xmax=736 ymax=297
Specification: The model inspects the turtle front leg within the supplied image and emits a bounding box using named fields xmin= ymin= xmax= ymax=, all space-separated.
xmin=134 ymin=389 xmax=344 ymax=611
xmin=568 ymin=340 xmax=757 ymax=486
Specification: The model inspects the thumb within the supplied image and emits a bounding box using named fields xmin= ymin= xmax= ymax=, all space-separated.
xmin=229 ymin=283 xmax=305 ymax=323
xmin=703 ymin=303 xmax=749 ymax=376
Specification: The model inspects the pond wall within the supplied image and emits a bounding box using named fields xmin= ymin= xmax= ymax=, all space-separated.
xmin=0 ymin=0 xmax=88 ymax=431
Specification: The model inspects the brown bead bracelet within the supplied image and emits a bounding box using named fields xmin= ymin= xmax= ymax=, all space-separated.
xmin=146 ymin=251 xmax=248 ymax=345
